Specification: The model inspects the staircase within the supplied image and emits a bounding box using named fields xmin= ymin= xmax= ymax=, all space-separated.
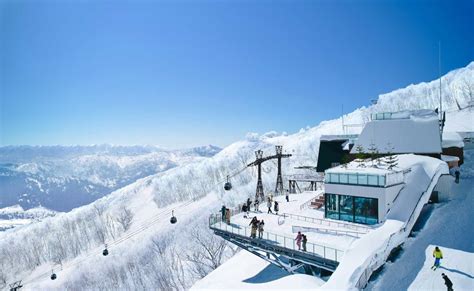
xmin=310 ymin=194 xmax=325 ymax=209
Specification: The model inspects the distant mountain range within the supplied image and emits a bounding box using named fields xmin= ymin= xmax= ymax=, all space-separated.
xmin=0 ymin=144 xmax=221 ymax=212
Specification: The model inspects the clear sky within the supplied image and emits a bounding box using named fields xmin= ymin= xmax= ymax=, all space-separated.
xmin=1 ymin=0 xmax=473 ymax=149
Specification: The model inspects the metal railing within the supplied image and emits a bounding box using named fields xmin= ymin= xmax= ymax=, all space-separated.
xmin=291 ymin=225 xmax=366 ymax=238
xmin=282 ymin=213 xmax=371 ymax=233
xmin=299 ymin=195 xmax=323 ymax=210
xmin=209 ymin=213 xmax=344 ymax=262
xmin=371 ymin=112 xmax=395 ymax=120
xmin=325 ymin=171 xmax=405 ymax=188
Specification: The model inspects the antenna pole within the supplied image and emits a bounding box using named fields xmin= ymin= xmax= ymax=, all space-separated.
xmin=341 ymin=104 xmax=345 ymax=134
xmin=438 ymin=41 xmax=442 ymax=119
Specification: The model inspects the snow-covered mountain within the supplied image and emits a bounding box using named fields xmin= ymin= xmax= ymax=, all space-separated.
xmin=0 ymin=144 xmax=221 ymax=212
xmin=0 ymin=62 xmax=472 ymax=290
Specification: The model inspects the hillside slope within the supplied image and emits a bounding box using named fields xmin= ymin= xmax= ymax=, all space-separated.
xmin=1 ymin=62 xmax=473 ymax=290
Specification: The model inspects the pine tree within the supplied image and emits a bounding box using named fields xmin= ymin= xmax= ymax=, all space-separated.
xmin=384 ymin=142 xmax=398 ymax=169
xmin=341 ymin=154 xmax=351 ymax=168
xmin=368 ymin=142 xmax=379 ymax=167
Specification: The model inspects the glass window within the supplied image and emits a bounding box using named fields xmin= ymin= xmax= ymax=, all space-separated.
xmin=379 ymin=175 xmax=386 ymax=186
xmin=348 ymin=174 xmax=358 ymax=184
xmin=326 ymin=194 xmax=379 ymax=225
xmin=339 ymin=174 xmax=348 ymax=184
xmin=339 ymin=195 xmax=354 ymax=223
xmin=358 ymin=174 xmax=368 ymax=185
xmin=325 ymin=194 xmax=339 ymax=220
xmin=368 ymin=175 xmax=378 ymax=186
xmin=354 ymin=197 xmax=378 ymax=225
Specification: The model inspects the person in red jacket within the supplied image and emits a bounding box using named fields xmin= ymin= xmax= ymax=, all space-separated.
xmin=295 ymin=231 xmax=303 ymax=250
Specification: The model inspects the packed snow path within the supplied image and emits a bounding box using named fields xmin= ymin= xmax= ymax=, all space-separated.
xmin=367 ymin=150 xmax=474 ymax=291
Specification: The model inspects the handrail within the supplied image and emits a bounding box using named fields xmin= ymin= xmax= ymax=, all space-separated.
xmin=292 ymin=225 xmax=365 ymax=238
xmin=209 ymin=213 xmax=345 ymax=262
xmin=282 ymin=213 xmax=371 ymax=233
xmin=403 ymin=166 xmax=445 ymax=232
xmin=299 ymin=194 xmax=322 ymax=210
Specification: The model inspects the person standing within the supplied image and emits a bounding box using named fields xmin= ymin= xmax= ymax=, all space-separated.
xmin=220 ymin=205 xmax=226 ymax=222
xmin=432 ymin=246 xmax=443 ymax=270
xmin=302 ymin=234 xmax=307 ymax=252
xmin=254 ymin=198 xmax=260 ymax=212
xmin=454 ymin=169 xmax=460 ymax=184
xmin=274 ymin=201 xmax=279 ymax=215
xmin=242 ymin=204 xmax=248 ymax=218
xmin=246 ymin=198 xmax=252 ymax=212
xmin=258 ymin=220 xmax=265 ymax=239
xmin=267 ymin=197 xmax=273 ymax=214
xmin=441 ymin=273 xmax=453 ymax=291
xmin=295 ymin=231 xmax=303 ymax=250
xmin=249 ymin=217 xmax=258 ymax=238
xmin=225 ymin=208 xmax=231 ymax=225
xmin=285 ymin=190 xmax=289 ymax=202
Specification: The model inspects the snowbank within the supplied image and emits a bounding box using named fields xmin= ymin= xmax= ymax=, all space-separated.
xmin=191 ymin=250 xmax=326 ymax=290
xmin=442 ymin=131 xmax=465 ymax=148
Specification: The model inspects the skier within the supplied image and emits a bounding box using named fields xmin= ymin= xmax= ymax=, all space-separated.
xmin=225 ymin=208 xmax=231 ymax=225
xmin=258 ymin=220 xmax=265 ymax=239
xmin=432 ymin=246 xmax=443 ymax=270
xmin=441 ymin=273 xmax=453 ymax=291
xmin=242 ymin=204 xmax=248 ymax=218
xmin=274 ymin=201 xmax=279 ymax=215
xmin=267 ymin=197 xmax=273 ymax=214
xmin=295 ymin=231 xmax=303 ymax=250
xmin=220 ymin=205 xmax=226 ymax=222
xmin=454 ymin=169 xmax=460 ymax=184
xmin=254 ymin=198 xmax=260 ymax=212
xmin=302 ymin=234 xmax=307 ymax=252
xmin=285 ymin=190 xmax=289 ymax=202
xmin=249 ymin=217 xmax=258 ymax=238
xmin=246 ymin=198 xmax=252 ymax=212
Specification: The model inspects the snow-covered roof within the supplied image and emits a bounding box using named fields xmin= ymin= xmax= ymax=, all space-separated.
xmin=441 ymin=154 xmax=460 ymax=162
xmin=351 ymin=110 xmax=442 ymax=154
xmin=320 ymin=134 xmax=359 ymax=141
xmin=442 ymin=131 xmax=464 ymax=148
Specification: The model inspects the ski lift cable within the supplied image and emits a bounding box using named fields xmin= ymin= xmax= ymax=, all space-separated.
xmin=109 ymin=198 xmax=196 ymax=246
xmin=16 ymin=166 xmax=247 ymax=287
xmin=19 ymin=199 xmax=195 ymax=287
xmin=21 ymin=208 xmax=174 ymax=286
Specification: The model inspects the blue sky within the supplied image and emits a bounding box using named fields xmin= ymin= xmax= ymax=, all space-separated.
xmin=1 ymin=0 xmax=473 ymax=148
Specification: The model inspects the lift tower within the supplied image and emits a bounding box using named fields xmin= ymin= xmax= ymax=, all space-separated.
xmin=274 ymin=145 xmax=292 ymax=195
xmin=247 ymin=146 xmax=292 ymax=202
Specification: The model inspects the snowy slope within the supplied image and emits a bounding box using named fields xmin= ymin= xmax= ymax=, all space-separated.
xmin=366 ymin=149 xmax=474 ymax=291
xmin=0 ymin=62 xmax=473 ymax=290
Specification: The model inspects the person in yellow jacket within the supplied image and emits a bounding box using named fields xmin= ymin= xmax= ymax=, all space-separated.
xmin=431 ymin=246 xmax=443 ymax=270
